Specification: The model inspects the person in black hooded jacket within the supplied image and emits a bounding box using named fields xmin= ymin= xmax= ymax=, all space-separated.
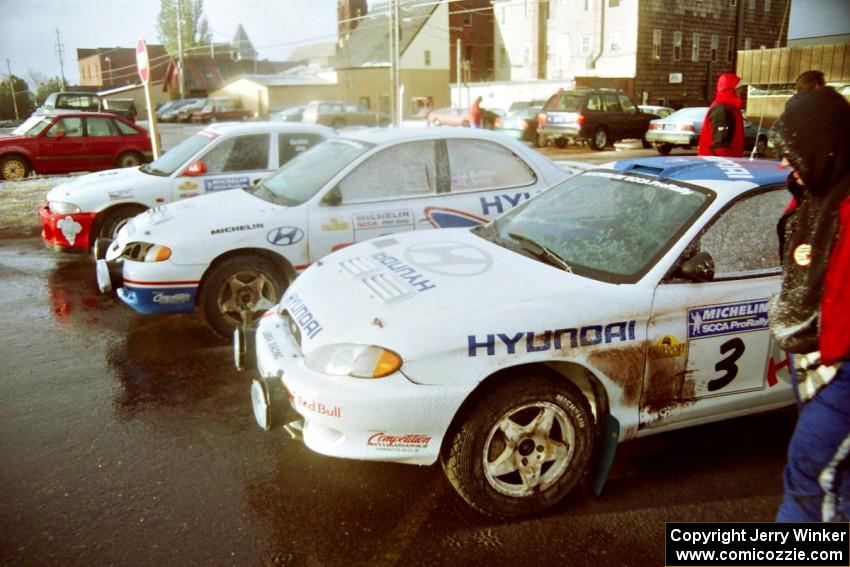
xmin=768 ymin=86 xmax=850 ymax=522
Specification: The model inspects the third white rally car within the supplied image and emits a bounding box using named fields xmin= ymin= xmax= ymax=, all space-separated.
xmin=97 ymin=128 xmax=574 ymax=336
xmin=243 ymin=155 xmax=796 ymax=518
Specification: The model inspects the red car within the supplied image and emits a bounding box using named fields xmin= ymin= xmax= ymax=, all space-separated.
xmin=0 ymin=111 xmax=153 ymax=180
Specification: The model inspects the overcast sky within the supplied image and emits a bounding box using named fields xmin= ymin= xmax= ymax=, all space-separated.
xmin=0 ymin=0 xmax=339 ymax=88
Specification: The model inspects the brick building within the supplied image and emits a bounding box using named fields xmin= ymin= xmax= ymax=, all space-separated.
xmin=449 ymin=0 xmax=495 ymax=83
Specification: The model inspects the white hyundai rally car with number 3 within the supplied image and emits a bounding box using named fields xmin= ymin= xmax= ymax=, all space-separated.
xmin=41 ymin=122 xmax=332 ymax=253
xmin=244 ymin=156 xmax=796 ymax=518
xmin=98 ymin=128 xmax=573 ymax=336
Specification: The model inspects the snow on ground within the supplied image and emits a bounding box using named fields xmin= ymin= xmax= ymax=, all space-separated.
xmin=0 ymin=175 xmax=73 ymax=239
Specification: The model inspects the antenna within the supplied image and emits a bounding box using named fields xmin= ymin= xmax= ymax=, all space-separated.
xmin=54 ymin=29 xmax=67 ymax=91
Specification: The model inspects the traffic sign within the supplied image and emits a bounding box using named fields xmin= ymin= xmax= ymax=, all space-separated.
xmin=136 ymin=39 xmax=150 ymax=84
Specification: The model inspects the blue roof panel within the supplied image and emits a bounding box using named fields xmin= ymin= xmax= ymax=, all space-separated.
xmin=610 ymin=156 xmax=789 ymax=187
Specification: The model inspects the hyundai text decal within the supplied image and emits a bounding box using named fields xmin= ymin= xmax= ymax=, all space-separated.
xmin=468 ymin=320 xmax=636 ymax=357
xmin=282 ymin=293 xmax=323 ymax=339
xmin=702 ymin=156 xmax=755 ymax=179
xmin=480 ymin=192 xmax=531 ymax=215
xmin=688 ymin=299 xmax=768 ymax=339
xmin=266 ymin=226 xmax=304 ymax=246
xmin=210 ymin=223 xmax=263 ymax=235
xmin=371 ymin=252 xmax=437 ymax=292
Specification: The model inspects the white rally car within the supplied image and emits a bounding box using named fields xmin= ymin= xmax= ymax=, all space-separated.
xmin=244 ymin=155 xmax=796 ymax=518
xmin=40 ymin=122 xmax=333 ymax=252
xmin=98 ymin=128 xmax=574 ymax=336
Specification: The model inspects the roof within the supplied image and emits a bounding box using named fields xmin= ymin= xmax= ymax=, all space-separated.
xmin=198 ymin=121 xmax=335 ymax=137
xmin=287 ymin=42 xmax=337 ymax=63
xmin=219 ymin=73 xmax=337 ymax=88
xmin=609 ymin=156 xmax=789 ymax=191
xmin=336 ymin=126 xmax=529 ymax=146
xmin=333 ymin=0 xmax=438 ymax=69
xmin=232 ymin=24 xmax=257 ymax=60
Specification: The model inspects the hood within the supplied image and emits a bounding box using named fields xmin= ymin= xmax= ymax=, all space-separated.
xmin=111 ymin=189 xmax=285 ymax=263
xmin=716 ymin=73 xmax=741 ymax=93
xmin=283 ymin=228 xmax=639 ymax=356
xmin=46 ymin=167 xmax=149 ymax=207
xmin=771 ymin=87 xmax=850 ymax=193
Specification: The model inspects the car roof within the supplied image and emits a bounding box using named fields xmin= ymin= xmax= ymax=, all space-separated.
xmin=41 ymin=110 xmax=132 ymax=119
xmin=337 ymin=126 xmax=519 ymax=145
xmin=199 ymin=121 xmax=335 ymax=136
xmin=608 ymin=156 xmax=789 ymax=195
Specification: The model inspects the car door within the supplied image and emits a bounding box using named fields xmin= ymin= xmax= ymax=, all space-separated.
xmin=640 ymin=186 xmax=793 ymax=430
xmin=37 ymin=116 xmax=90 ymax=173
xmin=307 ymin=140 xmax=441 ymax=260
xmin=85 ymin=116 xmax=121 ymax=170
xmin=618 ymin=94 xmax=647 ymax=139
xmin=600 ymin=93 xmax=625 ymax=140
xmin=170 ymin=132 xmax=271 ymax=199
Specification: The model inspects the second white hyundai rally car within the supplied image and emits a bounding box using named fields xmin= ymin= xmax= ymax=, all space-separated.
xmin=98 ymin=128 xmax=572 ymax=336
xmin=247 ymin=156 xmax=796 ymax=518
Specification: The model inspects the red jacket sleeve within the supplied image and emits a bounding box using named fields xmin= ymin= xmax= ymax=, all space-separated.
xmin=820 ymin=197 xmax=850 ymax=365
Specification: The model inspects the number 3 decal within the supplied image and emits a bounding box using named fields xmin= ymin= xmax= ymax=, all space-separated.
xmin=708 ymin=337 xmax=746 ymax=392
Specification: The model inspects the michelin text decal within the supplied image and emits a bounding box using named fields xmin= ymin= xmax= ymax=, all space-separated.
xmin=688 ymin=299 xmax=768 ymax=339
xmin=468 ymin=320 xmax=636 ymax=357
xmin=210 ymin=223 xmax=263 ymax=236
xmin=204 ymin=177 xmax=251 ymax=192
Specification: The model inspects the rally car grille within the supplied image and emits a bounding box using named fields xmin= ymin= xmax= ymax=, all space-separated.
xmin=361 ymin=274 xmax=413 ymax=303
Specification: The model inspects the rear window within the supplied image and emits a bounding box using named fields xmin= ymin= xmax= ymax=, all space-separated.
xmin=544 ymin=93 xmax=583 ymax=112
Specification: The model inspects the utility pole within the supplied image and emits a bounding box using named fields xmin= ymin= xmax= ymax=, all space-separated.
xmin=456 ymin=37 xmax=461 ymax=108
xmin=176 ymin=0 xmax=186 ymax=98
xmin=393 ymin=0 xmax=401 ymax=125
xmin=54 ymin=29 xmax=67 ymax=91
xmin=6 ymin=59 xmax=19 ymax=120
xmin=388 ymin=1 xmax=396 ymax=126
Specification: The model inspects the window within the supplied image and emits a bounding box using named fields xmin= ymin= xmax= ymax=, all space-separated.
xmin=608 ymin=32 xmax=622 ymax=52
xmin=500 ymin=46 xmax=508 ymax=67
xmin=696 ymin=189 xmax=786 ymax=277
xmin=424 ymin=49 xmax=431 ymax=66
xmin=726 ymin=36 xmax=734 ymax=62
xmin=691 ymin=33 xmax=701 ymax=62
xmin=609 ymin=0 xmax=620 ymax=6
xmin=618 ymin=94 xmax=637 ymax=114
xmin=499 ymin=6 xmax=506 ymax=25
xmin=652 ymin=29 xmax=663 ymax=60
xmin=447 ymin=140 xmax=534 ymax=192
xmin=673 ymin=31 xmax=682 ymax=61
xmin=463 ymin=13 xmax=471 ymax=26
xmin=86 ymin=117 xmax=115 ymax=137
xmin=765 ymin=0 xmax=771 ymax=10
xmin=339 ymin=141 xmax=437 ymax=202
xmin=744 ymin=37 xmax=752 ymax=50
xmin=46 ymin=117 xmax=84 ymax=138
xmin=748 ymin=0 xmax=755 ymax=8
xmin=581 ymin=36 xmax=592 ymax=57
xmin=585 ymin=94 xmax=602 ymax=111
xmin=200 ymin=134 xmax=269 ymax=173
xmin=711 ymin=35 xmax=719 ymax=62
xmin=729 ymin=0 xmax=737 ymax=5
xmin=601 ymin=93 xmax=621 ymax=112
xmin=523 ymin=44 xmax=532 ymax=65
xmin=113 ymin=119 xmax=138 ymax=135
xmin=278 ymin=133 xmax=325 ymax=166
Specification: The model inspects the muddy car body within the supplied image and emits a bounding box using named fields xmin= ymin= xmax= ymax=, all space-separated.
xmin=246 ymin=155 xmax=795 ymax=518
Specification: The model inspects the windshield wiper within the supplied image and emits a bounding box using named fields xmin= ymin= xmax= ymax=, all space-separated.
xmin=507 ymin=232 xmax=573 ymax=273
xmin=138 ymin=164 xmax=166 ymax=176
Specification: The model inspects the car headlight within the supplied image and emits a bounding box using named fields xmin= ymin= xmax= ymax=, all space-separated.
xmin=304 ymin=344 xmax=402 ymax=378
xmin=49 ymin=200 xmax=81 ymax=214
xmin=119 ymin=242 xmax=172 ymax=262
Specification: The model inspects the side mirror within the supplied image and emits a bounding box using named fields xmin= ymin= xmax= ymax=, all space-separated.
xmin=321 ymin=186 xmax=342 ymax=206
xmin=679 ymin=251 xmax=715 ymax=283
xmin=182 ymin=161 xmax=207 ymax=177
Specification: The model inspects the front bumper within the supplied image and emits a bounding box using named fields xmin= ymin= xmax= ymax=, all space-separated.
xmin=39 ymin=205 xmax=97 ymax=252
xmin=249 ymin=315 xmax=476 ymax=465
xmin=106 ymin=258 xmax=202 ymax=314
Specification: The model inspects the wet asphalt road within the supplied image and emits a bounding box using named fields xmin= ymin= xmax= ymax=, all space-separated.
xmin=0 ymin=235 xmax=797 ymax=566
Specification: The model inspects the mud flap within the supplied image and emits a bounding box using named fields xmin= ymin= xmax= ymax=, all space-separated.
xmin=592 ymin=414 xmax=620 ymax=496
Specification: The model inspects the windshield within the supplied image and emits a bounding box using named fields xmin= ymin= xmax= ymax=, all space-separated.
xmin=250 ymin=138 xmax=373 ymax=206
xmin=13 ymin=116 xmax=53 ymax=137
xmin=545 ymin=93 xmax=582 ymax=112
xmin=483 ymin=170 xmax=712 ymax=283
xmin=140 ymin=132 xmax=215 ymax=176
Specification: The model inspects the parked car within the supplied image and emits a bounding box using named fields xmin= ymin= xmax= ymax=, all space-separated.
xmin=175 ymin=99 xmax=206 ymax=122
xmin=536 ymin=88 xmax=659 ymax=150
xmin=427 ymin=106 xmax=501 ymax=129
xmin=156 ymin=98 xmax=203 ymax=123
xmin=494 ymin=105 xmax=543 ymax=141
xmin=301 ymin=101 xmax=389 ymax=129
xmin=645 ymin=106 xmax=769 ymax=156
xmin=639 ymin=104 xmax=675 ymax=118
xmin=0 ymin=111 xmax=152 ymax=181
xmin=270 ymin=105 xmax=305 ymax=122
xmin=40 ymin=122 xmax=333 ymax=252
xmin=96 ymin=128 xmax=577 ymax=336
xmin=508 ymin=99 xmax=547 ymax=113
xmin=191 ymin=97 xmax=254 ymax=123
xmin=243 ymin=155 xmax=794 ymax=518
xmin=33 ymin=91 xmax=137 ymax=121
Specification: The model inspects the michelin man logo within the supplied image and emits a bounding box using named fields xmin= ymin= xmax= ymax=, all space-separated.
xmin=57 ymin=216 xmax=83 ymax=246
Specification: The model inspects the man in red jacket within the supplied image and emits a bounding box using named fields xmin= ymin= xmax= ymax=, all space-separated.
xmin=769 ymin=86 xmax=850 ymax=522
xmin=697 ymin=73 xmax=745 ymax=157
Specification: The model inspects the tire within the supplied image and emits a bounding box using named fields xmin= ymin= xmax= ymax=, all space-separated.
xmin=97 ymin=205 xmax=146 ymax=240
xmin=332 ymin=118 xmax=345 ymax=130
xmin=0 ymin=155 xmax=31 ymax=180
xmin=553 ymin=137 xmax=567 ymax=149
xmin=656 ymin=143 xmax=673 ymax=156
xmin=641 ymin=134 xmax=652 ymax=149
xmin=116 ymin=151 xmax=143 ymax=169
xmin=589 ymin=127 xmax=608 ymax=151
xmin=441 ymin=373 xmax=594 ymax=518
xmin=755 ymin=135 xmax=768 ymax=157
xmin=200 ymin=255 xmax=288 ymax=338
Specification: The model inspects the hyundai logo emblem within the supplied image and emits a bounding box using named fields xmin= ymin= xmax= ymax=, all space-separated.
xmin=404 ymin=241 xmax=492 ymax=277
xmin=267 ymin=226 xmax=304 ymax=246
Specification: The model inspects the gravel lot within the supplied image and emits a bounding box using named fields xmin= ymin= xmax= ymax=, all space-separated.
xmin=0 ymin=176 xmax=70 ymax=239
